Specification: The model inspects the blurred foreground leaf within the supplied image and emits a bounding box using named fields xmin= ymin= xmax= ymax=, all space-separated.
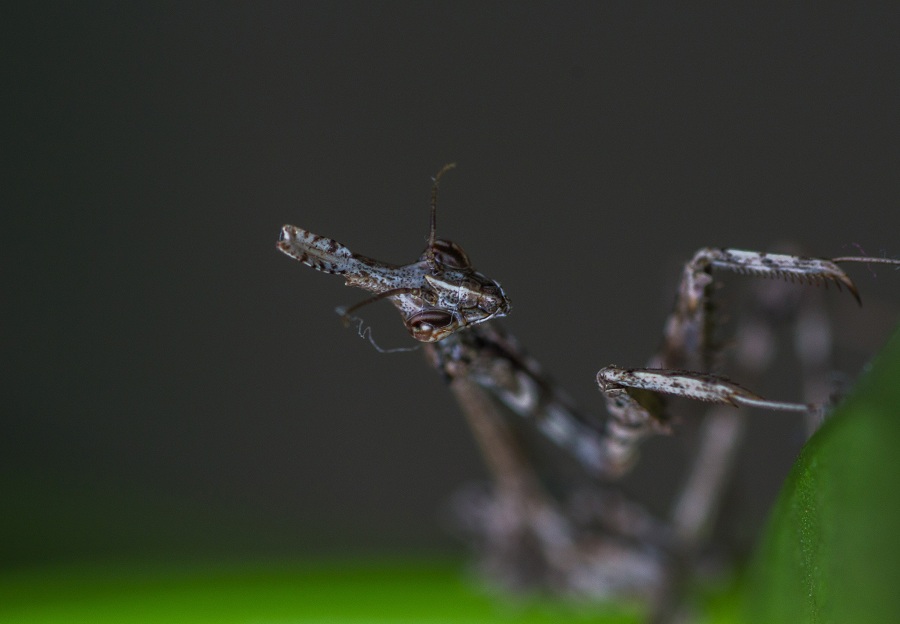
xmin=0 ymin=560 xmax=641 ymax=624
xmin=741 ymin=325 xmax=900 ymax=622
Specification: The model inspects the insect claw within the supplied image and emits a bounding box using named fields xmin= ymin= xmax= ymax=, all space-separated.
xmin=832 ymin=278 xmax=859 ymax=304
xmin=831 ymin=255 xmax=900 ymax=303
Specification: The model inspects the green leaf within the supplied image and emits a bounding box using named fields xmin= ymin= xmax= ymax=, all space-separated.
xmin=741 ymin=325 xmax=900 ymax=623
xmin=0 ymin=560 xmax=643 ymax=623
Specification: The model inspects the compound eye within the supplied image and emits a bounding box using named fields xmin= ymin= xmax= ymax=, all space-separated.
xmin=420 ymin=240 xmax=472 ymax=269
xmin=407 ymin=310 xmax=455 ymax=341
xmin=435 ymin=240 xmax=471 ymax=268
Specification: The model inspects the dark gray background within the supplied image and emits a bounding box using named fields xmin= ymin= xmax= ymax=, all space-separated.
xmin=4 ymin=4 xmax=899 ymax=566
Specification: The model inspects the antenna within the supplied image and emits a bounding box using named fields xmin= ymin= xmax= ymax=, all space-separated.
xmin=426 ymin=162 xmax=457 ymax=270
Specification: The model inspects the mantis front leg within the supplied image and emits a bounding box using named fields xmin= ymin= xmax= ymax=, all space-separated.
xmin=595 ymin=248 xmax=896 ymax=475
xmin=594 ymin=247 xmax=899 ymax=620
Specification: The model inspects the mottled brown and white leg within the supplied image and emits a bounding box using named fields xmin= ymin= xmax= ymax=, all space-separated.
xmin=597 ymin=248 xmax=897 ymax=622
xmin=431 ymin=327 xmax=667 ymax=601
xmin=594 ymin=249 xmax=899 ymax=477
xmin=653 ymin=251 xmax=898 ymax=532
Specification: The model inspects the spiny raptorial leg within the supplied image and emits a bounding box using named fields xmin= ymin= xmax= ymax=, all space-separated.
xmin=593 ymin=247 xmax=899 ymax=479
xmin=592 ymin=246 xmax=899 ymax=623
xmin=595 ymin=247 xmax=900 ymax=546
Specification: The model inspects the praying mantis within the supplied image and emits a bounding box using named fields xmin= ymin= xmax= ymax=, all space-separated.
xmin=276 ymin=164 xmax=898 ymax=621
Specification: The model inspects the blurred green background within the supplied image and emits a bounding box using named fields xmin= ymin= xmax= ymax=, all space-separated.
xmin=4 ymin=4 xmax=900 ymax=621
